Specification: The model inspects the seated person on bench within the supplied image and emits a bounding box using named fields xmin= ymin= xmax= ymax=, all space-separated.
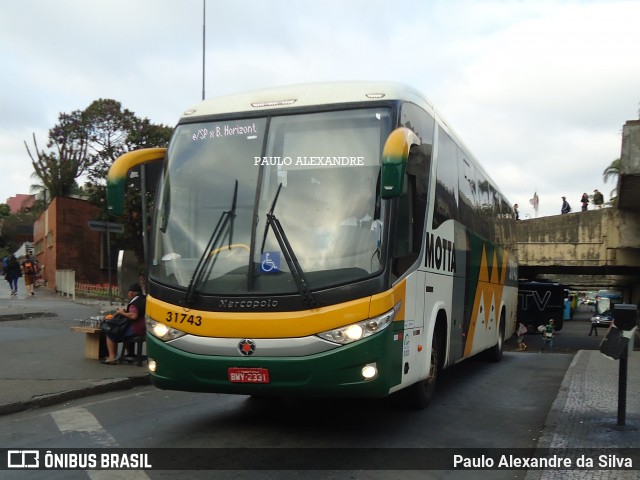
xmin=101 ymin=283 xmax=146 ymax=364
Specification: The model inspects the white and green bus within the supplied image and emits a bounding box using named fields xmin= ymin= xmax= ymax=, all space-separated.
xmin=108 ymin=82 xmax=518 ymax=408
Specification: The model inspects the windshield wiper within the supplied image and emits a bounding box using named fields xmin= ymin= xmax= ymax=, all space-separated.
xmin=261 ymin=183 xmax=316 ymax=306
xmin=183 ymin=180 xmax=238 ymax=306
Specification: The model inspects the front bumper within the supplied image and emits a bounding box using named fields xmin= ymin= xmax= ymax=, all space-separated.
xmin=146 ymin=323 xmax=404 ymax=398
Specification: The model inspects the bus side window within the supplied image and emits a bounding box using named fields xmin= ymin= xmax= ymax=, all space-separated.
xmin=392 ymin=143 xmax=431 ymax=278
xmin=432 ymin=128 xmax=459 ymax=229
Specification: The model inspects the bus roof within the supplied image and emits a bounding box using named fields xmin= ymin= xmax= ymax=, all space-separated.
xmin=180 ymin=82 xmax=434 ymax=120
xmin=177 ymin=81 xmax=510 ymax=208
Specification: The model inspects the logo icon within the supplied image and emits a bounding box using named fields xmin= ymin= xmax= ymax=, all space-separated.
xmin=238 ymin=339 xmax=256 ymax=356
xmin=260 ymin=252 xmax=280 ymax=273
xmin=8 ymin=450 xmax=39 ymax=469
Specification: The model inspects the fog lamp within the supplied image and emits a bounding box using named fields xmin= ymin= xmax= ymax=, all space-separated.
xmin=361 ymin=363 xmax=378 ymax=380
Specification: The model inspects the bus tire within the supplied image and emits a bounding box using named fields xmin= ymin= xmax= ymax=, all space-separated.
xmin=409 ymin=327 xmax=442 ymax=409
xmin=484 ymin=311 xmax=505 ymax=362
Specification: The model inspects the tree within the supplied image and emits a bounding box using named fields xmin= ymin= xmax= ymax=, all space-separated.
xmin=78 ymin=100 xmax=171 ymax=266
xmin=25 ymin=110 xmax=92 ymax=199
xmin=0 ymin=207 xmax=42 ymax=259
xmin=602 ymin=157 xmax=620 ymax=203
xmin=25 ymin=99 xmax=172 ymax=207
xmin=80 ymin=99 xmax=172 ymax=214
xmin=0 ymin=204 xmax=10 ymax=218
xmin=24 ymin=99 xmax=172 ymax=268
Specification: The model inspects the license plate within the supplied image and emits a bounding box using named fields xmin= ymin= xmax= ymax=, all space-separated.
xmin=228 ymin=367 xmax=270 ymax=384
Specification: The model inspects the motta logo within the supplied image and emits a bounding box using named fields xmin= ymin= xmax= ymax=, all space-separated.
xmin=238 ymin=339 xmax=256 ymax=356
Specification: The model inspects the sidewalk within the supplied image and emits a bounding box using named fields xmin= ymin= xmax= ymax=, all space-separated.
xmin=0 ymin=276 xmax=149 ymax=415
xmin=525 ymin=349 xmax=640 ymax=480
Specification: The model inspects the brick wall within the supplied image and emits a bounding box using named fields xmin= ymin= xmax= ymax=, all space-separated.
xmin=33 ymin=197 xmax=108 ymax=289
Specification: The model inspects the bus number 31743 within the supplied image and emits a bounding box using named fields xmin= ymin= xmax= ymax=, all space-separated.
xmin=165 ymin=311 xmax=203 ymax=326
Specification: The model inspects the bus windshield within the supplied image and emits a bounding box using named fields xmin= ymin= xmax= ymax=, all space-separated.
xmin=150 ymin=108 xmax=392 ymax=296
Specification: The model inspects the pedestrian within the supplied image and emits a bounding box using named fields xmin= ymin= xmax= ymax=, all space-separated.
xmin=21 ymin=254 xmax=37 ymax=296
xmin=516 ymin=322 xmax=528 ymax=351
xmin=561 ymin=196 xmax=571 ymax=214
xmin=2 ymin=256 xmax=8 ymax=286
xmin=588 ymin=318 xmax=598 ymax=336
xmin=539 ymin=319 xmax=555 ymax=352
xmin=513 ymin=204 xmax=520 ymax=220
xmin=580 ymin=193 xmax=589 ymax=211
xmin=101 ymin=283 xmax=146 ymax=364
xmin=593 ymin=189 xmax=604 ymax=209
xmin=4 ymin=254 xmax=22 ymax=296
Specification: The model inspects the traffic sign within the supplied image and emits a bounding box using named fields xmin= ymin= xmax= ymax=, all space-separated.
xmin=87 ymin=221 xmax=124 ymax=233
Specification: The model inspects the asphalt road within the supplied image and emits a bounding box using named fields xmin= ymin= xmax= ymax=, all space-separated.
xmin=3 ymin=299 xmax=629 ymax=479
xmin=0 ymin=350 xmax=571 ymax=480
xmin=505 ymin=303 xmax=610 ymax=354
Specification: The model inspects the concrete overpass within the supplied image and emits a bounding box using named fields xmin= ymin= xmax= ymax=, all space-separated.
xmin=517 ymin=120 xmax=640 ymax=303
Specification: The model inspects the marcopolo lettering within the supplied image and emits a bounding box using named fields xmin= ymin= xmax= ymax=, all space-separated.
xmin=219 ymin=299 xmax=279 ymax=309
xmin=425 ymin=233 xmax=456 ymax=273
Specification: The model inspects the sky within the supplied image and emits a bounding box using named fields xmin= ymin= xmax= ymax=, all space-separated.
xmin=1 ymin=0 xmax=639 ymax=218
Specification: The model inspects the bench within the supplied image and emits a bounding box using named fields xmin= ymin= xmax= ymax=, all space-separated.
xmin=118 ymin=335 xmax=147 ymax=367
xmin=70 ymin=326 xmax=105 ymax=360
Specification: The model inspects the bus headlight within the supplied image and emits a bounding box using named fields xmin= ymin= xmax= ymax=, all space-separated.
xmin=146 ymin=317 xmax=187 ymax=341
xmin=316 ymin=303 xmax=399 ymax=345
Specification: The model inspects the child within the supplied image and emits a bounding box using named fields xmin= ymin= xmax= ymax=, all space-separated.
xmin=540 ymin=319 xmax=555 ymax=353
xmin=516 ymin=322 xmax=528 ymax=351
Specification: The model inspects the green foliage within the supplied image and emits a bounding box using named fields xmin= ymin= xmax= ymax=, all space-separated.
xmin=0 ymin=207 xmax=42 ymax=256
xmin=0 ymin=204 xmax=10 ymax=217
xmin=25 ymin=98 xmax=172 ymax=207
xmin=25 ymin=108 xmax=91 ymax=199
xmin=23 ymin=98 xmax=172 ymax=265
xmin=603 ymin=158 xmax=620 ymax=202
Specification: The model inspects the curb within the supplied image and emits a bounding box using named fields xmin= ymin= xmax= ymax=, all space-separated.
xmin=0 ymin=312 xmax=57 ymax=321
xmin=0 ymin=376 xmax=151 ymax=416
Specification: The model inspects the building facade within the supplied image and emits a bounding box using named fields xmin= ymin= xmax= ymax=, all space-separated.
xmin=33 ymin=197 xmax=110 ymax=289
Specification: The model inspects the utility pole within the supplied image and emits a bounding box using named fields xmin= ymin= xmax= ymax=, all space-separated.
xmin=202 ymin=0 xmax=206 ymax=100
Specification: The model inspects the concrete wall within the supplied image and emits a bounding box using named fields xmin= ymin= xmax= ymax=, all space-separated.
xmin=517 ymin=208 xmax=640 ymax=269
xmin=621 ymin=120 xmax=640 ymax=174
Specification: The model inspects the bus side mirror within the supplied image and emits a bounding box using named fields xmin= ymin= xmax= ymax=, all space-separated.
xmin=381 ymin=162 xmax=406 ymax=198
xmin=380 ymin=128 xmax=420 ymax=199
xmin=107 ymin=148 xmax=167 ymax=216
xmin=107 ymin=182 xmax=125 ymax=216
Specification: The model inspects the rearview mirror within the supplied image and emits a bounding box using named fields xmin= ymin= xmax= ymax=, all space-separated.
xmin=380 ymin=128 xmax=420 ymax=199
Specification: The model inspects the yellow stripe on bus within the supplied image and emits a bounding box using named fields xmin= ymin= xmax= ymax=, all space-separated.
xmin=464 ymin=246 xmax=508 ymax=357
xmin=146 ymin=279 xmax=406 ymax=338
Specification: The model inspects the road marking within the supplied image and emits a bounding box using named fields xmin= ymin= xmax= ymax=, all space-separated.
xmin=51 ymin=407 xmax=150 ymax=479
xmin=51 ymin=406 xmax=117 ymax=447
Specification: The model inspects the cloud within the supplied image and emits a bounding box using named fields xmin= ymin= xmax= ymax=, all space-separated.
xmin=0 ymin=0 xmax=638 ymax=221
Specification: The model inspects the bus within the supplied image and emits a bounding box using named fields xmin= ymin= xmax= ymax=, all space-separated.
xmin=517 ymin=280 xmax=565 ymax=332
xmin=107 ymin=82 xmax=518 ymax=408
xmin=591 ymin=289 xmax=623 ymax=331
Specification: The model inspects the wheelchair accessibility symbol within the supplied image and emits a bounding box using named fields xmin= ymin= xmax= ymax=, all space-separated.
xmin=260 ymin=252 xmax=281 ymax=273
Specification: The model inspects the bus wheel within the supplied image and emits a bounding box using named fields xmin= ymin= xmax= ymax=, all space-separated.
xmin=409 ymin=329 xmax=442 ymax=409
xmin=484 ymin=313 xmax=505 ymax=362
